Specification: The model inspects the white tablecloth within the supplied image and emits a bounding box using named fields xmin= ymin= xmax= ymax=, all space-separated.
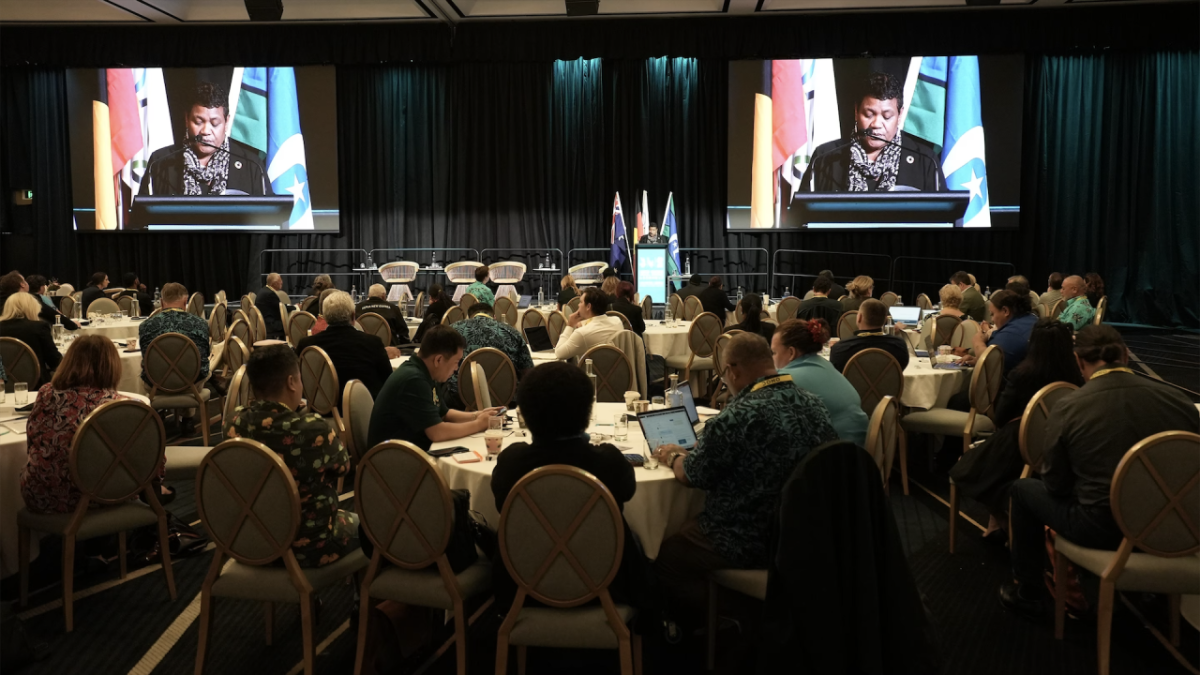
xmin=432 ymin=402 xmax=705 ymax=559
xmin=76 ymin=317 xmax=143 ymax=340
xmin=113 ymin=340 xmax=226 ymax=396
xmin=643 ymin=320 xmax=692 ymax=360
xmin=895 ymin=356 xmax=971 ymax=410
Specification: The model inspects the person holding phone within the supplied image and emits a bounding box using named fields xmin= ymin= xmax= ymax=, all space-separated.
xmin=368 ymin=325 xmax=502 ymax=452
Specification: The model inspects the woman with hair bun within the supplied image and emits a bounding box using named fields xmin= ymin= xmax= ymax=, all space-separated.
xmin=770 ymin=318 xmax=869 ymax=447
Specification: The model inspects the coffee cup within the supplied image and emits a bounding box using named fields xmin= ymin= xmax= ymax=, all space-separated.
xmin=624 ymin=391 xmax=640 ymax=412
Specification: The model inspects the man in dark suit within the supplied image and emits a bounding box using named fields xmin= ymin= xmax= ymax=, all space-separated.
xmin=255 ymin=273 xmax=291 ymax=340
xmin=356 ymin=284 xmax=411 ymax=345
xmin=295 ymin=291 xmax=397 ymax=405
xmin=697 ymin=276 xmax=736 ymax=320
xmin=829 ymin=299 xmax=909 ymax=373
xmin=638 ymin=223 xmax=664 ymax=245
xmin=675 ymin=274 xmax=705 ymax=301
xmin=796 ymin=276 xmax=845 ymax=326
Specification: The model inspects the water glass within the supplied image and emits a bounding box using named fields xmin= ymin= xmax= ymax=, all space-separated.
xmin=651 ymin=396 xmax=665 ymax=410
xmin=613 ymin=414 xmax=629 ymax=442
xmin=485 ymin=415 xmax=504 ymax=456
xmin=14 ymin=383 xmax=28 ymax=405
xmin=643 ymin=441 xmax=660 ymax=470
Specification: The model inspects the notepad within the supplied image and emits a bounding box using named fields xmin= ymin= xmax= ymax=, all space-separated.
xmin=452 ymin=450 xmax=484 ymax=463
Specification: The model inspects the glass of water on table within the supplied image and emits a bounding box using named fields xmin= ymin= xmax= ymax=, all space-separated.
xmin=485 ymin=416 xmax=504 ymax=457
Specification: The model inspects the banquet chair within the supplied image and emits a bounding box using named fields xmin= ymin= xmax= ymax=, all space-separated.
xmin=1052 ymin=431 xmax=1200 ymax=675
xmin=775 ymin=296 xmax=801 ymax=323
xmin=495 ymin=296 xmax=519 ymax=327
xmin=668 ymin=294 xmax=683 ymax=320
xmin=55 ymin=283 xmax=75 ymax=298
xmin=299 ymin=346 xmax=341 ymax=428
xmin=228 ymin=318 xmax=254 ymax=355
xmin=162 ymin=366 xmax=248 ymax=483
xmin=413 ymin=291 xmax=426 ymax=319
xmin=926 ymin=314 xmax=962 ymax=352
xmin=683 ymin=296 xmax=702 ymax=322
xmin=520 ymin=307 xmax=546 ymax=341
xmin=546 ymin=311 xmax=567 ymax=346
xmin=566 ymin=296 xmax=581 ymax=314
xmin=706 ymin=569 xmax=767 ymax=671
xmin=59 ymin=295 xmax=76 ymax=319
xmin=357 ymin=312 xmax=392 ymax=347
xmin=469 ymin=363 xmax=492 ymax=409
xmin=1036 ymin=303 xmax=1050 ymax=319
xmin=1048 ymin=299 xmax=1065 ymax=321
xmin=116 ymin=295 xmax=140 ymax=317
xmin=836 ymin=311 xmax=858 ymax=341
xmin=915 ymin=293 xmax=933 ymax=310
xmin=249 ymin=306 xmax=268 ymax=343
xmin=215 ymin=290 xmax=227 ymax=304
xmin=581 ymin=344 xmax=635 ymax=402
xmin=460 ymin=293 xmax=478 ymax=311
xmin=442 ymin=306 xmax=466 ymax=326
xmin=490 ymin=261 xmax=528 ymax=302
xmin=495 ymin=466 xmax=641 ymax=675
xmin=208 ymin=303 xmax=227 ymax=344
xmin=865 ymin=396 xmax=901 ymax=493
xmin=287 ymin=311 xmax=317 ymax=347
xmin=18 ymin=399 xmax=177 ymax=631
xmin=194 ymin=439 xmax=368 ymax=675
xmin=222 ymin=337 xmax=250 ymax=379
xmin=611 ymin=330 xmax=649 ymax=399
xmin=567 ymin=261 xmax=608 ymax=286
xmin=879 ymin=291 xmax=899 ymax=307
xmin=1009 ymin=382 xmax=1080 ymax=534
xmin=606 ymin=310 xmax=633 ymax=332
xmin=458 ymin=347 xmax=517 ymax=411
xmin=667 ymin=312 xmax=721 ymax=385
xmin=843 ymin=350 xmax=907 ymax=493
xmin=240 ymin=293 xmax=256 ymax=319
xmin=352 ymin=441 xmax=493 ymax=675
xmin=951 ymin=319 xmax=980 ymax=349
xmin=640 ymin=295 xmax=652 ymax=319
xmin=0 ymin=338 xmax=40 ymax=392
xmin=1092 ymin=296 xmax=1108 ymax=325
xmin=221 ymin=365 xmax=252 ymax=437
xmin=902 ymin=345 xmax=1004 ymax=552
xmin=708 ymin=331 xmax=741 ymax=409
xmin=86 ymin=297 xmax=120 ymax=318
xmin=340 ymin=380 xmax=374 ymax=465
xmin=298 ymin=295 xmax=319 ymax=315
xmin=187 ymin=292 xmax=205 ymax=317
xmin=144 ymin=333 xmax=220 ymax=446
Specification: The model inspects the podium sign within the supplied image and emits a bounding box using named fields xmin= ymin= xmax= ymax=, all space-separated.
xmin=636 ymin=245 xmax=668 ymax=305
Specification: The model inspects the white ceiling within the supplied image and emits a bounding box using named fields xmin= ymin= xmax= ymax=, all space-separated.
xmin=0 ymin=0 xmax=1183 ymax=24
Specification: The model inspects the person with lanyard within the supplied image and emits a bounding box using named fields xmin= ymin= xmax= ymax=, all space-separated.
xmin=367 ymin=325 xmax=502 ymax=452
xmin=652 ymin=333 xmax=836 ymax=623
xmin=829 ymin=299 xmax=910 ymax=373
xmin=1000 ymin=326 xmax=1199 ymax=620
xmin=1056 ymin=275 xmax=1095 ymax=332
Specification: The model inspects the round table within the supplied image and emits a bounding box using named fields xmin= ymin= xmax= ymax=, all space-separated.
xmin=76 ymin=317 xmax=143 ymax=340
xmin=112 ymin=339 xmax=226 ymax=396
xmin=643 ymin=320 xmax=692 ymax=361
xmin=431 ymin=402 xmax=705 ymax=560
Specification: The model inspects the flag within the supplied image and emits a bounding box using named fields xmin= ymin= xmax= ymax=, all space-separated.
xmin=231 ymin=67 xmax=313 ymax=229
xmin=609 ymin=193 xmax=630 ymax=272
xmin=661 ymin=192 xmax=682 ymax=288
xmin=121 ymin=68 xmax=172 ymax=196
xmin=749 ymin=94 xmax=775 ymax=229
xmin=91 ymin=100 xmax=117 ymax=231
xmin=630 ymin=189 xmax=648 ymax=284
xmin=902 ymin=56 xmax=949 ymax=151
xmin=941 ymin=56 xmax=990 ymax=228
xmin=771 ymin=60 xmax=808 ymax=181
xmin=106 ymin=69 xmax=142 ymax=175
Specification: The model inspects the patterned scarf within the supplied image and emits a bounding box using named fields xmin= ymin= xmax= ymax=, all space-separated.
xmin=848 ymin=130 xmax=903 ymax=192
xmin=182 ymin=138 xmax=231 ymax=196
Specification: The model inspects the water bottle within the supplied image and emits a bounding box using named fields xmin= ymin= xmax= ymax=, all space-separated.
xmin=153 ymin=286 xmax=161 ymax=308
xmin=53 ymin=315 xmax=64 ymax=346
xmin=72 ymin=299 xmax=82 ymax=323
xmin=538 ymin=288 xmax=545 ymax=307
xmin=885 ymin=315 xmax=895 ymax=336
xmin=784 ymin=286 xmax=791 ymax=298
xmin=586 ymin=360 xmax=598 ymax=414
xmin=499 ymin=313 xmax=507 ymax=325
xmin=351 ymin=285 xmax=358 ymax=303
xmin=667 ymin=374 xmax=681 ymax=409
xmin=685 ymin=257 xmax=691 ymax=276
xmin=544 ymin=253 xmax=551 ymax=270
xmin=984 ymin=285 xmax=991 ymax=299
xmin=737 ymin=286 xmax=744 ymax=304
xmin=431 ymin=251 xmax=439 ymax=268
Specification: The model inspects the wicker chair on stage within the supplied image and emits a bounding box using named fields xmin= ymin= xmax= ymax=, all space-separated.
xmin=568 ymin=261 xmax=608 ymax=286
xmin=489 ymin=261 xmax=528 ymax=304
xmin=445 ymin=261 xmax=485 ymax=303
xmin=379 ymin=261 xmax=419 ymax=305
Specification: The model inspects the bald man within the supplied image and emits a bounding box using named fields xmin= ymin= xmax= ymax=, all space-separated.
xmin=1057 ymin=275 xmax=1095 ymax=332
xmin=254 ymin=272 xmax=292 ymax=339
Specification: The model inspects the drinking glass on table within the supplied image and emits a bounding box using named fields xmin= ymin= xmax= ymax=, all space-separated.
xmin=485 ymin=416 xmax=504 ymax=456
xmin=14 ymin=383 xmax=28 ymax=405
xmin=651 ymin=396 xmax=665 ymax=410
xmin=643 ymin=440 xmax=659 ymax=469
xmin=613 ymin=414 xmax=629 ymax=442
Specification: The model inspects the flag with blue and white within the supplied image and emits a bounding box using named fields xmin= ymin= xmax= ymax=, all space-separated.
xmin=230 ymin=67 xmax=314 ymax=230
xmin=609 ymin=192 xmax=630 ymax=272
xmin=661 ymin=192 xmax=682 ymax=289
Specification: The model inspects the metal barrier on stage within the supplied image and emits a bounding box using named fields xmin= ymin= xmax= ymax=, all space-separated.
xmin=673 ymin=247 xmax=771 ymax=296
xmin=258 ymin=248 xmax=370 ymax=296
xmin=890 ymin=256 xmax=1016 ymax=303
xmin=771 ymin=249 xmax=893 ymax=298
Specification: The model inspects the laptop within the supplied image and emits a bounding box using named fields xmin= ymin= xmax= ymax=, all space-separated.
xmin=524 ymin=325 xmax=555 ymax=352
xmin=517 ymin=295 xmax=532 ymax=309
xmin=888 ymin=305 xmax=922 ymax=325
xmin=675 ymin=382 xmax=700 ymax=425
xmin=637 ymin=407 xmax=699 ymax=451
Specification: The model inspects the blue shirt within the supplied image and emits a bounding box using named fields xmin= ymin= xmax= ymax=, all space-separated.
xmin=779 ymin=354 xmax=869 ymax=448
xmin=987 ymin=312 xmax=1037 ymax=373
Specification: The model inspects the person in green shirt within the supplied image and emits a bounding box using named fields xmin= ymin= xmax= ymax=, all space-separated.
xmin=771 ymin=318 xmax=869 ymax=447
xmin=951 ymin=270 xmax=987 ymax=321
xmin=1057 ymin=275 xmax=1095 ymax=332
xmin=367 ymin=324 xmax=502 ymax=452
xmin=464 ymin=265 xmax=495 ymax=307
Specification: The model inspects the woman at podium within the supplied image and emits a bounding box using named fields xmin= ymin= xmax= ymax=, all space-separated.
xmin=138 ymin=82 xmax=270 ymax=197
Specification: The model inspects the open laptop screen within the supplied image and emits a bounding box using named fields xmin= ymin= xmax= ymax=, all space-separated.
xmin=889 ymin=306 xmax=922 ymax=324
xmin=637 ymin=407 xmax=698 ymax=451
xmin=676 ymin=382 xmax=699 ymax=425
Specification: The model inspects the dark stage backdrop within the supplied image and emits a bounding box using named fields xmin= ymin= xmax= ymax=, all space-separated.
xmin=1 ymin=52 xmax=1197 ymax=327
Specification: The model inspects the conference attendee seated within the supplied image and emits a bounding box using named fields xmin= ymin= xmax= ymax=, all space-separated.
xmin=490 ymin=362 xmax=644 ymax=610
xmin=414 ymin=283 xmax=454 ymax=343
xmin=1001 ymin=326 xmax=1200 ymax=619
xmin=725 ymin=293 xmax=775 ymax=342
xmin=601 ymin=274 xmax=620 ymax=303
xmin=308 ymin=288 xmax=340 ymax=336
xmin=553 ymin=288 xmax=625 ymax=361
xmin=20 ymin=336 xmax=163 ymax=514
xmin=139 ymin=282 xmax=212 ymax=385
xmin=610 ymin=281 xmax=646 ymax=335
xmin=1084 ymin=272 xmax=1105 ymax=307
xmin=959 ymin=287 xmax=1038 ymax=373
xmin=675 ymin=274 xmax=705 ymax=302
xmin=25 ymin=275 xmax=56 ymax=313
xmin=368 ymin=325 xmax=501 ymax=452
xmin=224 ymin=345 xmax=359 ymax=568
xmin=697 ymin=275 xmax=736 ymax=320
xmin=795 ymin=275 xmax=843 ymax=325
xmin=311 ymin=274 xmax=334 ymax=297
xmin=838 ymin=275 xmax=873 ymax=312
xmin=0 ymin=271 xmax=77 ymax=329
xmin=1007 ymin=275 xmax=1040 ymax=307
xmin=896 ymin=283 xmax=964 ymax=333
xmin=950 ymin=271 xmax=987 ymax=321
xmin=816 ymin=270 xmax=847 ymax=301
xmin=1039 ymin=272 xmax=1064 ymax=309
xmin=119 ymin=272 xmax=154 ymax=316
xmin=949 ymin=319 xmax=1084 ymax=541
xmin=772 ymin=319 xmax=869 ymax=447
xmin=296 ymin=291 xmax=397 ymax=405
xmin=255 ymin=272 xmax=290 ymax=339
xmin=1057 ymin=275 xmax=1095 ymax=331
xmin=0 ymin=293 xmax=62 ymax=386
xmin=464 ymin=265 xmax=495 ymax=306
xmin=355 ymin=283 xmax=411 ymax=345
xmin=445 ymin=302 xmax=534 ymax=409
xmin=653 ymin=333 xmax=836 ymax=617
xmin=829 ymin=299 xmax=909 ymax=373
xmin=79 ymin=272 xmax=109 ymax=314
xmin=556 ymin=274 xmax=580 ymax=310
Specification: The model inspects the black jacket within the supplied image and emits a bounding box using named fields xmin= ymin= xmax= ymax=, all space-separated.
xmin=675 ymin=279 xmax=705 ymax=301
xmin=610 ymin=298 xmax=646 ymax=335
xmin=726 ymin=321 xmax=775 ymax=343
xmin=356 ymin=297 xmax=411 ymax=345
xmin=757 ymin=440 xmax=939 ymax=674
xmin=415 ymin=296 xmax=454 ymax=343
xmin=138 ymin=141 xmax=270 ymax=199
xmin=556 ymin=287 xmax=578 ymax=310
xmin=254 ymin=286 xmax=288 ymax=339
xmin=697 ymin=286 xmax=735 ymax=320
xmin=80 ymin=286 xmax=106 ymax=314
xmin=829 ymin=330 xmax=910 ymax=373
xmin=118 ymin=289 xmax=155 ymax=317
xmin=0 ymin=318 xmax=61 ymax=386
xmin=295 ymin=325 xmax=393 ymax=404
xmin=796 ymin=296 xmax=845 ymax=327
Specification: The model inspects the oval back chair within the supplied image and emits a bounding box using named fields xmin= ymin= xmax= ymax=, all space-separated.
xmin=864 ymin=395 xmax=900 ymax=492
xmin=187 ymin=292 xmax=205 ymax=317
xmin=521 ymin=307 xmax=546 ymax=341
xmin=459 ymin=293 xmax=478 ymax=311
xmin=0 ymin=337 xmax=40 ymax=391
xmin=144 ymin=333 xmax=215 ymax=445
xmin=117 ymin=294 xmax=140 ymax=317
xmin=494 ymin=296 xmax=518 ymax=327
xmin=341 ymin=380 xmax=375 ymax=465
xmin=641 ymin=295 xmax=652 ymax=319
xmin=546 ymin=311 xmax=567 ymax=346
xmin=836 ymin=311 xmax=859 ymax=341
xmin=86 ymin=297 xmax=120 ymax=318
xmin=441 ymin=305 xmax=465 ymax=326
xmin=286 ymin=311 xmax=317 ymax=347
xmin=1018 ymin=382 xmax=1080 ymax=476
xmin=1093 ymin=295 xmax=1108 ymax=325
xmin=208 ymin=302 xmax=227 ymax=344
xmin=668 ymin=293 xmax=683 ymax=320
xmin=841 ymin=348 xmax=905 ymax=417
xmin=222 ymin=365 xmax=252 ymax=431
xmin=223 ymin=337 xmax=250 ymax=377
xmin=228 ymin=318 xmax=253 ymax=352
xmin=458 ymin=347 xmax=517 ymax=412
xmin=683 ymin=295 xmax=702 ymax=322
xmin=605 ymin=310 xmax=633 ymax=332
xmin=299 ymin=345 xmax=340 ymax=419
xmin=775 ymin=296 xmax=800 ymax=322
xmin=926 ymin=314 xmax=962 ymax=352
xmin=878 ymin=291 xmax=898 ymax=307
xmin=581 ymin=344 xmax=635 ymax=403
xmin=357 ymin=312 xmax=392 ymax=347
xmin=1048 ymin=299 xmax=1065 ymax=321
xmin=915 ymin=293 xmax=933 ymax=310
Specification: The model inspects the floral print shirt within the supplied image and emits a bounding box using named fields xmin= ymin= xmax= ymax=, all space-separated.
xmin=447 ymin=315 xmax=534 ymax=399
xmin=224 ymin=400 xmax=359 ymax=567
xmin=138 ymin=308 xmax=212 ymax=383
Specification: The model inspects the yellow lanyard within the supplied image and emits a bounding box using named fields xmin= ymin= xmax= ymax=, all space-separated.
xmin=750 ymin=374 xmax=794 ymax=393
xmin=1090 ymin=366 xmax=1134 ymax=380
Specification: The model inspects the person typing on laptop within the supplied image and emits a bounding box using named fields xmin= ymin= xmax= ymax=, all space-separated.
xmin=652 ymin=333 xmax=836 ymax=619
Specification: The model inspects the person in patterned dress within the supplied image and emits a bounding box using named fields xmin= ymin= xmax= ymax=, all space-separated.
xmin=446 ymin=303 xmax=534 ymax=408
xmin=21 ymin=336 xmax=159 ymax=514
xmin=224 ymin=345 xmax=359 ymax=568
xmin=653 ymin=332 xmax=837 ymax=617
